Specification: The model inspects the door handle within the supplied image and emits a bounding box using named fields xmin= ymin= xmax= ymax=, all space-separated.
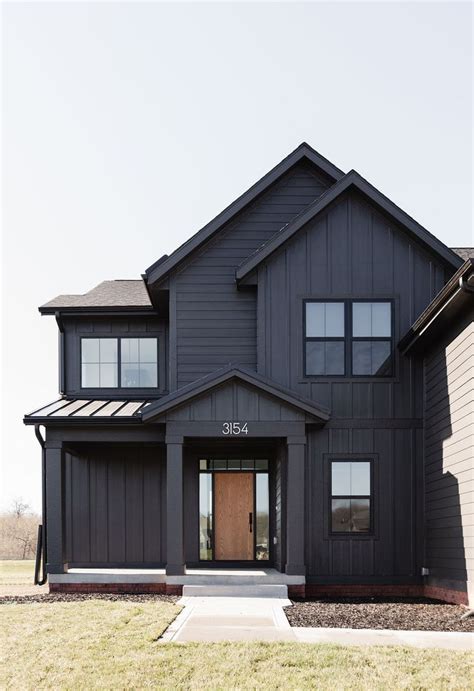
xmin=249 ymin=512 xmax=253 ymax=533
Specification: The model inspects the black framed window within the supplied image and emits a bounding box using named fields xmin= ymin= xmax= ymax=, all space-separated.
xmin=121 ymin=338 xmax=158 ymax=388
xmin=304 ymin=300 xmax=393 ymax=377
xmin=81 ymin=337 xmax=158 ymax=388
xmin=331 ymin=460 xmax=372 ymax=533
xmin=304 ymin=302 xmax=345 ymax=375
xmin=81 ymin=338 xmax=118 ymax=388
xmin=352 ymin=302 xmax=392 ymax=376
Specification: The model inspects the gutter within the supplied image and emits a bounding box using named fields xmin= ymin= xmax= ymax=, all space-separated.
xmin=34 ymin=425 xmax=47 ymax=586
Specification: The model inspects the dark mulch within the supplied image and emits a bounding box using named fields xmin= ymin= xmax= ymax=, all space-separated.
xmin=284 ymin=597 xmax=474 ymax=632
xmin=0 ymin=593 xmax=179 ymax=605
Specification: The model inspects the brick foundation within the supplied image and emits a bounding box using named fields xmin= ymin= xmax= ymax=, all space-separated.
xmin=49 ymin=582 xmax=182 ymax=596
xmin=49 ymin=581 xmax=468 ymax=605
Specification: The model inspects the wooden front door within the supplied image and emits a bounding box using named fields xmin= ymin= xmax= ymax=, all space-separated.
xmin=214 ymin=473 xmax=254 ymax=560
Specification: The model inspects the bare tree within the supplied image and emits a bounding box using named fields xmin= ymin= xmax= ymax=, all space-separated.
xmin=0 ymin=498 xmax=40 ymax=559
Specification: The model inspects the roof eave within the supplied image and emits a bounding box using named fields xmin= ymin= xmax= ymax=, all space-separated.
xmin=39 ymin=306 xmax=156 ymax=315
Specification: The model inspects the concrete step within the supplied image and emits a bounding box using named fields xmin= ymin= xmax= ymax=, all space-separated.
xmin=182 ymin=584 xmax=288 ymax=598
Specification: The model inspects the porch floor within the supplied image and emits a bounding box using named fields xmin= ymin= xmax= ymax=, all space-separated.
xmin=49 ymin=567 xmax=305 ymax=585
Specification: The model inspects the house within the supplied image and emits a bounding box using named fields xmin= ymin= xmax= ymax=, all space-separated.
xmin=24 ymin=143 xmax=473 ymax=602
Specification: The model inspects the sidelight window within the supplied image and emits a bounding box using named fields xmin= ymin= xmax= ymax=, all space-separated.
xmin=331 ymin=460 xmax=372 ymax=533
xmin=304 ymin=300 xmax=393 ymax=377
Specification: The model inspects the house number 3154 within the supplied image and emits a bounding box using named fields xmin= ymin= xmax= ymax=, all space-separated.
xmin=222 ymin=422 xmax=249 ymax=436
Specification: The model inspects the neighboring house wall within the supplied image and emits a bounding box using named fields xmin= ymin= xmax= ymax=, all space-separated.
xmin=64 ymin=446 xmax=166 ymax=566
xmin=172 ymin=161 xmax=333 ymax=389
xmin=423 ymin=313 xmax=474 ymax=604
xmin=63 ymin=316 xmax=168 ymax=397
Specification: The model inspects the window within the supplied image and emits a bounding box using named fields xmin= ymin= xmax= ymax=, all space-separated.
xmin=121 ymin=338 xmax=158 ymax=388
xmin=331 ymin=460 xmax=371 ymax=533
xmin=81 ymin=337 xmax=158 ymax=388
xmin=304 ymin=300 xmax=393 ymax=377
xmin=305 ymin=302 xmax=345 ymax=375
xmin=352 ymin=302 xmax=392 ymax=375
xmin=81 ymin=338 xmax=118 ymax=388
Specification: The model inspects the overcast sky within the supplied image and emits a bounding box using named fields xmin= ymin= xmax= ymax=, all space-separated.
xmin=1 ymin=1 xmax=472 ymax=512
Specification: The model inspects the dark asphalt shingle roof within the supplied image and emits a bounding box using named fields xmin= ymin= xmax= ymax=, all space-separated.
xmin=40 ymin=280 xmax=152 ymax=311
xmin=451 ymin=247 xmax=474 ymax=261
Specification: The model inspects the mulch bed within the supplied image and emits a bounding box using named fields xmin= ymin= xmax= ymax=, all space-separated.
xmin=0 ymin=593 xmax=179 ymax=605
xmin=284 ymin=597 xmax=474 ymax=632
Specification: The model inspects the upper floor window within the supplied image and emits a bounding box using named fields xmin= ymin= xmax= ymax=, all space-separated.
xmin=81 ymin=337 xmax=158 ymax=388
xmin=331 ymin=460 xmax=372 ymax=533
xmin=304 ymin=300 xmax=393 ymax=377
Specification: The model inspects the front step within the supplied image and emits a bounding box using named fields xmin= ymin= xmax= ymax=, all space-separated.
xmin=182 ymin=584 xmax=288 ymax=598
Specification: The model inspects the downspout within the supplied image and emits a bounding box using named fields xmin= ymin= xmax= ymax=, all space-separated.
xmin=55 ymin=312 xmax=65 ymax=395
xmin=34 ymin=425 xmax=47 ymax=585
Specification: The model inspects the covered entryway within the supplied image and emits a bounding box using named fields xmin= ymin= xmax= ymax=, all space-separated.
xmin=142 ymin=366 xmax=330 ymax=580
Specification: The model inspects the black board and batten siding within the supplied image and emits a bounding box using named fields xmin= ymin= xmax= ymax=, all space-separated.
xmin=64 ymin=446 xmax=166 ymax=566
xmin=171 ymin=162 xmax=333 ymax=389
xmin=424 ymin=313 xmax=473 ymax=598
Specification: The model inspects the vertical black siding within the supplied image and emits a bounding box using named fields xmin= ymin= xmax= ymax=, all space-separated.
xmin=64 ymin=445 xmax=165 ymax=565
xmin=172 ymin=162 xmax=333 ymax=389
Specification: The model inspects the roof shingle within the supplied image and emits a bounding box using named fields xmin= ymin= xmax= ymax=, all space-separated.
xmin=451 ymin=247 xmax=474 ymax=261
xmin=40 ymin=280 xmax=152 ymax=312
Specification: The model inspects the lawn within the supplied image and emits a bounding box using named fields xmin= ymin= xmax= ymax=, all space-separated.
xmin=1 ymin=599 xmax=472 ymax=690
xmin=0 ymin=560 xmax=35 ymax=585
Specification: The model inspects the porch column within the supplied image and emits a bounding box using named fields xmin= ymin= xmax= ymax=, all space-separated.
xmin=45 ymin=441 xmax=65 ymax=574
xmin=286 ymin=436 xmax=306 ymax=576
xmin=166 ymin=435 xmax=185 ymax=575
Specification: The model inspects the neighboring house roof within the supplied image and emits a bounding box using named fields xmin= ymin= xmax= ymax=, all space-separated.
xmin=451 ymin=247 xmax=474 ymax=261
xmin=399 ymin=258 xmax=474 ymax=355
xmin=144 ymin=142 xmax=345 ymax=286
xmin=141 ymin=365 xmax=331 ymax=423
xmin=236 ymin=171 xmax=463 ymax=281
xmin=24 ymin=398 xmax=151 ymax=424
xmin=39 ymin=280 xmax=153 ymax=314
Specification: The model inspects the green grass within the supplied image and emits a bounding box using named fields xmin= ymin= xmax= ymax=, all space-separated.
xmin=0 ymin=560 xmax=35 ymax=585
xmin=1 ymin=599 xmax=472 ymax=689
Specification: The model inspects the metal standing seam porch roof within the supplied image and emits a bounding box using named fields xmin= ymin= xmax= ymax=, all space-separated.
xmin=24 ymin=398 xmax=151 ymax=424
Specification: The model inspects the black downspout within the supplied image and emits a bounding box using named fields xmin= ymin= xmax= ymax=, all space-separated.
xmin=34 ymin=425 xmax=47 ymax=585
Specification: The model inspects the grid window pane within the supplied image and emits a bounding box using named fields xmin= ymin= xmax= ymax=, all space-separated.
xmin=82 ymin=339 xmax=100 ymax=363
xmin=332 ymin=499 xmax=351 ymax=532
xmin=353 ymin=302 xmax=391 ymax=337
xmin=306 ymin=341 xmax=344 ymax=375
xmin=100 ymin=363 xmax=118 ymax=387
xmin=332 ymin=462 xmax=351 ymax=495
xmin=350 ymin=499 xmax=370 ymax=532
xmin=82 ymin=363 xmax=100 ymax=387
xmin=351 ymin=462 xmax=371 ymax=495
xmin=306 ymin=302 xmax=344 ymax=337
xmin=81 ymin=338 xmax=118 ymax=387
xmin=352 ymin=341 xmax=391 ymax=376
xmin=120 ymin=338 xmax=158 ymax=388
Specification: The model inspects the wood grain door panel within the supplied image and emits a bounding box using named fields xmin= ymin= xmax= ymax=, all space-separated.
xmin=214 ymin=473 xmax=254 ymax=560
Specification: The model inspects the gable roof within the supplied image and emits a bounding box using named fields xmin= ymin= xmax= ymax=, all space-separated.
xmin=141 ymin=365 xmax=330 ymax=423
xmin=236 ymin=170 xmax=463 ymax=281
xmin=398 ymin=258 xmax=474 ymax=355
xmin=39 ymin=280 xmax=153 ymax=314
xmin=144 ymin=143 xmax=344 ymax=286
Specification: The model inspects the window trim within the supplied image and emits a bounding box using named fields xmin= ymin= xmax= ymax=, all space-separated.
xmin=329 ymin=458 xmax=374 ymax=536
xmin=80 ymin=336 xmax=159 ymax=390
xmin=303 ymin=298 xmax=394 ymax=378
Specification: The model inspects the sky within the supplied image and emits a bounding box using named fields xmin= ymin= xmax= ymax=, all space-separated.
xmin=1 ymin=1 xmax=472 ymax=512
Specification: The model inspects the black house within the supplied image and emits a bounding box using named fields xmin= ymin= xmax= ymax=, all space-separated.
xmin=24 ymin=144 xmax=473 ymax=602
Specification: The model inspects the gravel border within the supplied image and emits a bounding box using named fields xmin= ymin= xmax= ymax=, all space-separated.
xmin=284 ymin=597 xmax=474 ymax=633
xmin=0 ymin=593 xmax=179 ymax=605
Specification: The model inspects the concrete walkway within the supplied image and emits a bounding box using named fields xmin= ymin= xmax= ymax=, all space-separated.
xmin=160 ymin=596 xmax=474 ymax=650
